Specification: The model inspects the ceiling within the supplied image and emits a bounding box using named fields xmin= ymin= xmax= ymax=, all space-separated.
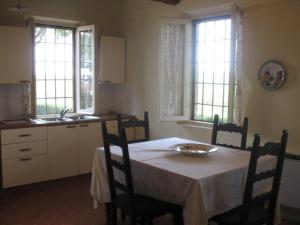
xmin=0 ymin=0 xmax=124 ymax=26
xmin=151 ymin=0 xmax=180 ymax=5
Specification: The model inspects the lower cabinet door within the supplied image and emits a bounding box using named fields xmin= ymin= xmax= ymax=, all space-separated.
xmin=48 ymin=125 xmax=78 ymax=180
xmin=78 ymin=123 xmax=102 ymax=174
xmin=2 ymin=154 xmax=48 ymax=188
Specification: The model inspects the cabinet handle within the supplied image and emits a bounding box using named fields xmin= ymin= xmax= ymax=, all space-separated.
xmin=18 ymin=134 xmax=31 ymax=137
xmin=102 ymin=80 xmax=112 ymax=83
xmin=66 ymin=125 xmax=76 ymax=128
xmin=20 ymin=158 xmax=32 ymax=161
xmin=19 ymin=80 xmax=31 ymax=83
xmin=19 ymin=148 xmax=31 ymax=152
xmin=79 ymin=124 xmax=89 ymax=127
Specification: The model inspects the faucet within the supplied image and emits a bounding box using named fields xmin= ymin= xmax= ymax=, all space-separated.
xmin=59 ymin=109 xmax=69 ymax=120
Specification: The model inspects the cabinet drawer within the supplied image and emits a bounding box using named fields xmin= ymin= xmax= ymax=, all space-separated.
xmin=2 ymin=154 xmax=48 ymax=188
xmin=1 ymin=141 xmax=47 ymax=159
xmin=1 ymin=127 xmax=47 ymax=144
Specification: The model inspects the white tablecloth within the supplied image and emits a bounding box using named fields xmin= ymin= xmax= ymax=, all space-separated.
xmin=90 ymin=137 xmax=276 ymax=225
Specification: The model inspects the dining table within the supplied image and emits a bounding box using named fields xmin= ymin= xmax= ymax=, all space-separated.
xmin=90 ymin=137 xmax=278 ymax=225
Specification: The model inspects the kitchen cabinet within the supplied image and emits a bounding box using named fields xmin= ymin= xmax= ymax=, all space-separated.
xmin=1 ymin=127 xmax=48 ymax=188
xmin=1 ymin=127 xmax=47 ymax=144
xmin=135 ymin=127 xmax=146 ymax=140
xmin=2 ymin=141 xmax=47 ymax=159
xmin=99 ymin=36 xmax=125 ymax=84
xmin=78 ymin=123 xmax=102 ymax=174
xmin=48 ymin=122 xmax=102 ymax=178
xmin=106 ymin=120 xmax=118 ymax=134
xmin=48 ymin=125 xmax=78 ymax=180
xmin=2 ymin=155 xmax=48 ymax=188
xmin=0 ymin=119 xmax=135 ymax=188
xmin=0 ymin=25 xmax=32 ymax=83
xmin=106 ymin=120 xmax=135 ymax=141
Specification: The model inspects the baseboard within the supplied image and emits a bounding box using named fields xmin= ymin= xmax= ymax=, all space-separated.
xmin=281 ymin=205 xmax=300 ymax=224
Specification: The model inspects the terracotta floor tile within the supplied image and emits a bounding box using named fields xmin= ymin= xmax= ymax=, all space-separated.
xmin=0 ymin=174 xmax=295 ymax=225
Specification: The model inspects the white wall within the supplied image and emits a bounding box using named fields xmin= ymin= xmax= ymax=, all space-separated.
xmin=280 ymin=158 xmax=300 ymax=210
xmin=117 ymin=0 xmax=300 ymax=155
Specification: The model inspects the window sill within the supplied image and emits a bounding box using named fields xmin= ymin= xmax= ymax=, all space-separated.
xmin=177 ymin=120 xmax=213 ymax=130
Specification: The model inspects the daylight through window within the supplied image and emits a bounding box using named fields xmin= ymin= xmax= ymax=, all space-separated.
xmin=192 ymin=16 xmax=232 ymax=123
xmin=34 ymin=25 xmax=74 ymax=115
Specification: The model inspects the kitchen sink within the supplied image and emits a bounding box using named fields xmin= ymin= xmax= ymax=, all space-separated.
xmin=38 ymin=115 xmax=99 ymax=123
xmin=67 ymin=115 xmax=99 ymax=121
xmin=39 ymin=117 xmax=73 ymax=122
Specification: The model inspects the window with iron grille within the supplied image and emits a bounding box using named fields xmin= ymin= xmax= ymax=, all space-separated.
xmin=34 ymin=24 xmax=95 ymax=116
xmin=77 ymin=25 xmax=95 ymax=114
xmin=35 ymin=25 xmax=75 ymax=115
xmin=192 ymin=16 xmax=234 ymax=123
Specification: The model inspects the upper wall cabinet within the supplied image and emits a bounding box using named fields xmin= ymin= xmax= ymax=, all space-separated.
xmin=0 ymin=25 xmax=32 ymax=84
xmin=99 ymin=36 xmax=125 ymax=84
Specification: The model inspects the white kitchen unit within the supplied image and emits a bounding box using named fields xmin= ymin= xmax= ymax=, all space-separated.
xmin=48 ymin=125 xmax=78 ymax=180
xmin=1 ymin=127 xmax=48 ymax=188
xmin=135 ymin=127 xmax=146 ymax=140
xmin=106 ymin=120 xmax=135 ymax=141
xmin=99 ymin=36 xmax=125 ymax=84
xmin=48 ymin=122 xmax=103 ymax=178
xmin=0 ymin=25 xmax=32 ymax=83
xmin=78 ymin=123 xmax=102 ymax=174
xmin=0 ymin=119 xmax=135 ymax=188
xmin=106 ymin=120 xmax=118 ymax=134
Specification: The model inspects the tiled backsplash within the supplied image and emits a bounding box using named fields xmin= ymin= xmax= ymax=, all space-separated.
xmin=0 ymin=84 xmax=31 ymax=121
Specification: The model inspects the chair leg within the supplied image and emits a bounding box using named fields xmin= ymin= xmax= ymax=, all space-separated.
xmin=129 ymin=215 xmax=136 ymax=225
xmin=140 ymin=217 xmax=147 ymax=225
xmin=173 ymin=211 xmax=184 ymax=225
xmin=267 ymin=219 xmax=274 ymax=225
xmin=111 ymin=205 xmax=117 ymax=225
xmin=147 ymin=217 xmax=153 ymax=225
xmin=121 ymin=210 xmax=126 ymax=221
xmin=105 ymin=203 xmax=111 ymax=225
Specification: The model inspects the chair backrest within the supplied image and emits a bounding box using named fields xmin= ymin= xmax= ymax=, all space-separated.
xmin=101 ymin=122 xmax=135 ymax=209
xmin=117 ymin=111 xmax=150 ymax=144
xmin=211 ymin=114 xmax=248 ymax=150
xmin=241 ymin=130 xmax=288 ymax=224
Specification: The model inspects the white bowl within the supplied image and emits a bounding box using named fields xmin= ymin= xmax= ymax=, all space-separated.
xmin=170 ymin=143 xmax=218 ymax=156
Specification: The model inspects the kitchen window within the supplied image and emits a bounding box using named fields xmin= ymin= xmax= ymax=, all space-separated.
xmin=76 ymin=25 xmax=95 ymax=114
xmin=34 ymin=24 xmax=95 ymax=116
xmin=192 ymin=16 xmax=234 ymax=123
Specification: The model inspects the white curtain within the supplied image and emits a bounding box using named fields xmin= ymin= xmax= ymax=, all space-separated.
xmin=231 ymin=4 xmax=243 ymax=125
xmin=161 ymin=22 xmax=185 ymax=118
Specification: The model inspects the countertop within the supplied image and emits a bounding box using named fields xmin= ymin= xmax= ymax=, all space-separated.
xmin=0 ymin=113 xmax=135 ymax=130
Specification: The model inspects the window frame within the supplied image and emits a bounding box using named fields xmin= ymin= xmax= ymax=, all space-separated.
xmin=191 ymin=15 xmax=235 ymax=123
xmin=76 ymin=25 xmax=96 ymax=115
xmin=34 ymin=24 xmax=76 ymax=117
xmin=33 ymin=23 xmax=96 ymax=117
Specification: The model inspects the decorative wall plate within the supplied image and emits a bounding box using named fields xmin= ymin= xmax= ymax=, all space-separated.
xmin=258 ymin=60 xmax=286 ymax=90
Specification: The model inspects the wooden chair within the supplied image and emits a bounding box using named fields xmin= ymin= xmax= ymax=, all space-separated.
xmin=210 ymin=129 xmax=288 ymax=225
xmin=101 ymin=122 xmax=183 ymax=225
xmin=117 ymin=111 xmax=150 ymax=144
xmin=211 ymin=114 xmax=248 ymax=150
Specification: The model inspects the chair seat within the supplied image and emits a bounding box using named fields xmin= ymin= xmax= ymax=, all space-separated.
xmin=211 ymin=205 xmax=270 ymax=225
xmin=115 ymin=193 xmax=181 ymax=217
